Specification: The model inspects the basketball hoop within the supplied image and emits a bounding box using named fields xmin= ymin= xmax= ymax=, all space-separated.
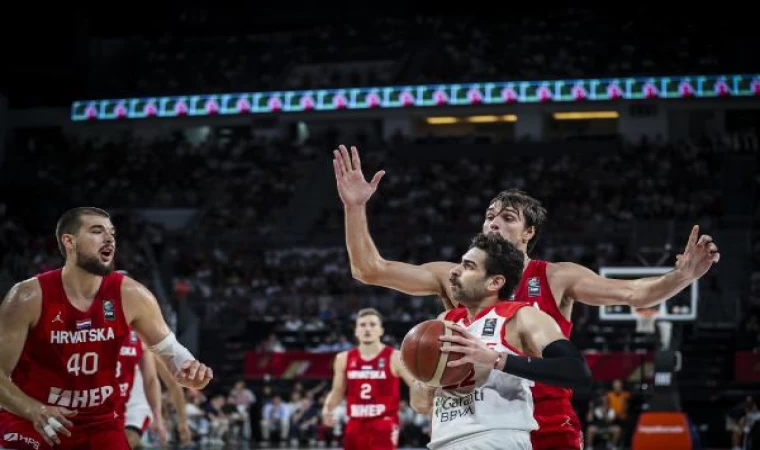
xmin=634 ymin=308 xmax=659 ymax=334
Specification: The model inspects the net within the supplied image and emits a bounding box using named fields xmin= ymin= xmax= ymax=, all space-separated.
xmin=634 ymin=308 xmax=659 ymax=334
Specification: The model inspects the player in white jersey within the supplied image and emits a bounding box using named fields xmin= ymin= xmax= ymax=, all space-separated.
xmin=410 ymin=234 xmax=592 ymax=450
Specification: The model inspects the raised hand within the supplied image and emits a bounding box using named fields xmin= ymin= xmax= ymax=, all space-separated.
xmin=333 ymin=145 xmax=385 ymax=207
xmin=674 ymin=225 xmax=720 ymax=281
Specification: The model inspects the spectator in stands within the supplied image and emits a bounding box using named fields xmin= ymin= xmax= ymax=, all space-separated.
xmin=585 ymin=392 xmax=622 ymax=450
xmin=288 ymin=395 xmax=320 ymax=446
xmin=606 ymin=380 xmax=631 ymax=424
xmin=260 ymin=394 xmax=290 ymax=444
xmin=229 ymin=379 xmax=256 ymax=441
xmin=206 ymin=394 xmax=230 ymax=445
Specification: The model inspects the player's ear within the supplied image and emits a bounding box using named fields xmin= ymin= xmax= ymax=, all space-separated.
xmin=489 ymin=275 xmax=506 ymax=293
xmin=522 ymin=225 xmax=535 ymax=245
xmin=61 ymin=233 xmax=76 ymax=253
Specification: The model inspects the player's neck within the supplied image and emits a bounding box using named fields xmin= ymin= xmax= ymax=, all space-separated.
xmin=358 ymin=341 xmax=384 ymax=357
xmin=61 ymin=263 xmax=103 ymax=301
xmin=465 ymin=296 xmax=499 ymax=322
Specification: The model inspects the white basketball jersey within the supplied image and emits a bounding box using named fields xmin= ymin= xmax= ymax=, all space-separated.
xmin=126 ymin=365 xmax=149 ymax=409
xmin=428 ymin=303 xmax=538 ymax=450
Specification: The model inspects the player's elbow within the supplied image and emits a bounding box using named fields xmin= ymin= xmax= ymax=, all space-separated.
xmin=350 ymin=259 xmax=385 ymax=285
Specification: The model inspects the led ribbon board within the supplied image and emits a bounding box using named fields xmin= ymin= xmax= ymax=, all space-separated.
xmin=71 ymin=74 xmax=760 ymax=122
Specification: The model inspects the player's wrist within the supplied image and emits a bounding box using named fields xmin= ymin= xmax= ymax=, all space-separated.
xmin=494 ymin=352 xmax=507 ymax=371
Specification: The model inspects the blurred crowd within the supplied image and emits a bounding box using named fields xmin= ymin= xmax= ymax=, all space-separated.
xmin=76 ymin=11 xmax=752 ymax=98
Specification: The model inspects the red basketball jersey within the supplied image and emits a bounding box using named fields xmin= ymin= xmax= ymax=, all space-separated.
xmin=115 ymin=327 xmax=143 ymax=418
xmin=344 ymin=345 xmax=400 ymax=421
xmin=511 ymin=259 xmax=573 ymax=401
xmin=11 ymin=269 xmax=129 ymax=424
xmin=510 ymin=259 xmax=582 ymax=450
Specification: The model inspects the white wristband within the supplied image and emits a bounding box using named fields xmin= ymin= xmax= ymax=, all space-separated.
xmin=149 ymin=332 xmax=195 ymax=374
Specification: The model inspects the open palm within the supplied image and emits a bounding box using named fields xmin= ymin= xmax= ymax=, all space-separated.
xmin=333 ymin=145 xmax=385 ymax=207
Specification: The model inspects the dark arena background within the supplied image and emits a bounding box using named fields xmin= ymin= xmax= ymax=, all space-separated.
xmin=1 ymin=7 xmax=758 ymax=450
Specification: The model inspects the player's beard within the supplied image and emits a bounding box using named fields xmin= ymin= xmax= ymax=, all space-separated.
xmin=76 ymin=247 xmax=115 ymax=276
xmin=452 ymin=282 xmax=486 ymax=306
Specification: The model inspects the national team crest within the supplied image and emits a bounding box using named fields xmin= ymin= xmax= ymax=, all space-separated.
xmin=103 ymin=300 xmax=115 ymax=321
xmin=378 ymin=358 xmax=386 ymax=369
xmin=528 ymin=277 xmax=541 ymax=297
xmin=482 ymin=318 xmax=497 ymax=337
xmin=130 ymin=330 xmax=138 ymax=344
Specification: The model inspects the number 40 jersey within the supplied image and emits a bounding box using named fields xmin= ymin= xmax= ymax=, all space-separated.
xmin=10 ymin=269 xmax=129 ymax=424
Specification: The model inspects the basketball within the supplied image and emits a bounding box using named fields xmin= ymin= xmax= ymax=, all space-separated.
xmin=400 ymin=319 xmax=473 ymax=387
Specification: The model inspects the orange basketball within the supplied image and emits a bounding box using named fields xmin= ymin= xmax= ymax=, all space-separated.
xmin=400 ymin=319 xmax=472 ymax=387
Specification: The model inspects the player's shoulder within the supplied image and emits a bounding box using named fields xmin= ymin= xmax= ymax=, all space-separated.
xmin=493 ymin=301 xmax=532 ymax=319
xmin=120 ymin=276 xmax=156 ymax=301
xmin=1 ymin=277 xmax=42 ymax=308
xmin=545 ymin=261 xmax=595 ymax=278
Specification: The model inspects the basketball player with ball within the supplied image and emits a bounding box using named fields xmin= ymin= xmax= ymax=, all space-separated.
xmin=332 ymin=145 xmax=720 ymax=450
xmin=402 ymin=233 xmax=591 ymax=449
xmin=322 ymin=308 xmax=418 ymax=450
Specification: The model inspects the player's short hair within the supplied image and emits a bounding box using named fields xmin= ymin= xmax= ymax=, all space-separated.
xmin=469 ymin=233 xmax=524 ymax=299
xmin=55 ymin=207 xmax=111 ymax=257
xmin=356 ymin=308 xmax=383 ymax=323
xmin=489 ymin=188 xmax=547 ymax=252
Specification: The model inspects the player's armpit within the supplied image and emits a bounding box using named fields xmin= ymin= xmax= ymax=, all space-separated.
xmin=551 ymin=261 xmax=691 ymax=308
xmin=358 ymin=259 xmax=455 ymax=299
xmin=0 ymin=279 xmax=43 ymax=417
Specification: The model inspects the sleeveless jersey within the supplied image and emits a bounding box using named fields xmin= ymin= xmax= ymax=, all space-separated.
xmin=429 ymin=303 xmax=538 ymax=449
xmin=511 ymin=259 xmax=572 ymax=402
xmin=11 ymin=269 xmax=129 ymax=424
xmin=344 ymin=345 xmax=400 ymax=421
xmin=116 ymin=328 xmax=144 ymax=418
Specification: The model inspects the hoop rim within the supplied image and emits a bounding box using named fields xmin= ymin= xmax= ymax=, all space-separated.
xmin=633 ymin=308 xmax=660 ymax=318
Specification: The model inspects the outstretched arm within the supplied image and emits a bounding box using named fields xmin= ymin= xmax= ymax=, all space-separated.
xmin=122 ymin=277 xmax=212 ymax=389
xmin=333 ymin=145 xmax=456 ymax=309
xmin=552 ymin=225 xmax=719 ymax=309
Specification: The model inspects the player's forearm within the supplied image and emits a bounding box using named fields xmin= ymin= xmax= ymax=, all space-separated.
xmin=626 ymin=270 xmax=693 ymax=308
xmin=167 ymin=384 xmax=188 ymax=424
xmin=144 ymin=376 xmax=163 ymax=422
xmin=344 ymin=205 xmax=385 ymax=282
xmin=323 ymin=390 xmax=343 ymax=415
xmin=500 ymin=340 xmax=592 ymax=389
xmin=0 ymin=373 xmax=39 ymax=419
xmin=409 ymin=381 xmax=436 ymax=414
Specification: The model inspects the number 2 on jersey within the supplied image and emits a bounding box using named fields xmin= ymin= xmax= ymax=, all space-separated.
xmin=360 ymin=383 xmax=372 ymax=399
xmin=66 ymin=352 xmax=99 ymax=376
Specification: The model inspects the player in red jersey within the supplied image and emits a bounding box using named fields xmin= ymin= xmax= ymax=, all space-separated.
xmin=117 ymin=327 xmax=168 ymax=449
xmin=332 ymin=145 xmax=721 ymax=450
xmin=322 ymin=308 xmax=417 ymax=450
xmin=0 ymin=207 xmax=212 ymax=449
